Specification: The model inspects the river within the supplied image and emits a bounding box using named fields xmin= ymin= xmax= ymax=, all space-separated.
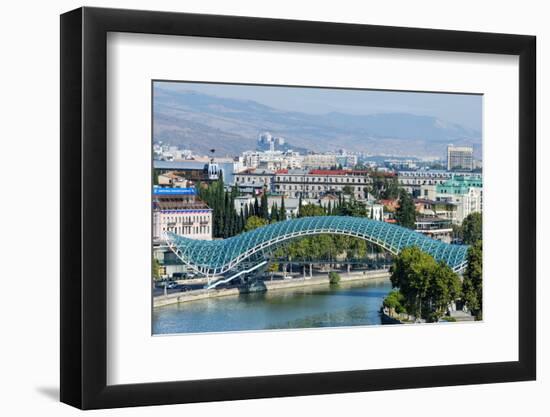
xmin=153 ymin=278 xmax=392 ymax=335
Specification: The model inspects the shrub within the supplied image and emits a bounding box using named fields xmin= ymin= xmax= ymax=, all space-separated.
xmin=328 ymin=271 xmax=341 ymax=285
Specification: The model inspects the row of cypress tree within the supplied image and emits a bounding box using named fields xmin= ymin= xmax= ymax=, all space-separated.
xmin=197 ymin=176 xmax=291 ymax=238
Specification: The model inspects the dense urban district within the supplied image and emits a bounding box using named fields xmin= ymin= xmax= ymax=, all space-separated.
xmin=152 ymin=132 xmax=483 ymax=330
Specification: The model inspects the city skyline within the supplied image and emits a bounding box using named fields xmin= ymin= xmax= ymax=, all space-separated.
xmin=153 ymin=81 xmax=482 ymax=158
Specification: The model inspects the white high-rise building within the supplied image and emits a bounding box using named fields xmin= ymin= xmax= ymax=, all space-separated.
xmin=447 ymin=145 xmax=474 ymax=171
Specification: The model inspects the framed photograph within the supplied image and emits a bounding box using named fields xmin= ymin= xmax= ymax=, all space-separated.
xmin=60 ymin=6 xmax=536 ymax=409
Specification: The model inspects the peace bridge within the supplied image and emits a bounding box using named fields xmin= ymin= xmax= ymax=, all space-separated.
xmin=166 ymin=216 xmax=469 ymax=289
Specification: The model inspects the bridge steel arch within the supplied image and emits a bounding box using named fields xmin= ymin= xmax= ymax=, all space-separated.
xmin=166 ymin=216 xmax=469 ymax=282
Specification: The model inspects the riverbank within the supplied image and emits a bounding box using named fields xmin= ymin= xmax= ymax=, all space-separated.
xmin=380 ymin=308 xmax=476 ymax=324
xmin=153 ymin=269 xmax=390 ymax=308
xmin=153 ymin=277 xmax=393 ymax=334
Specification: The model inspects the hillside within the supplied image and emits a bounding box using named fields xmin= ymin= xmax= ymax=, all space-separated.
xmin=153 ymin=86 xmax=481 ymax=158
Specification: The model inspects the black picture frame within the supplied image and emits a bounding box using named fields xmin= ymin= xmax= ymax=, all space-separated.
xmin=60 ymin=6 xmax=536 ymax=410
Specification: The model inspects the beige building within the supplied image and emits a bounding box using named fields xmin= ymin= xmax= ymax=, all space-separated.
xmin=240 ymin=150 xmax=303 ymax=171
xmin=152 ymin=187 xmax=212 ymax=241
xmin=303 ymin=153 xmax=338 ymax=169
xmin=157 ymin=171 xmax=189 ymax=188
xmin=234 ymin=168 xmax=275 ymax=193
xmin=274 ymin=169 xmax=370 ymax=199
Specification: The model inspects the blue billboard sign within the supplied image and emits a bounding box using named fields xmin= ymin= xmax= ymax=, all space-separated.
xmin=153 ymin=187 xmax=196 ymax=196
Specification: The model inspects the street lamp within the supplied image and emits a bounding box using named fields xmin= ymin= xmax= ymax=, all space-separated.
xmin=289 ymin=256 xmax=292 ymax=276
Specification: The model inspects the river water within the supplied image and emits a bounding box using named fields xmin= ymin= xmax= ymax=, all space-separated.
xmin=153 ymin=278 xmax=392 ymax=335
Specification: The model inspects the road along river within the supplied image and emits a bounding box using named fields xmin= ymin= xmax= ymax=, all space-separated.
xmin=153 ymin=277 xmax=392 ymax=334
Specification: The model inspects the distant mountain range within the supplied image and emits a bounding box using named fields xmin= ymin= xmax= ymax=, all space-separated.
xmin=153 ymin=86 xmax=481 ymax=158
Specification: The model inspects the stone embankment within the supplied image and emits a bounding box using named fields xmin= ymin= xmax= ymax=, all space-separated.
xmin=154 ymin=270 xmax=390 ymax=308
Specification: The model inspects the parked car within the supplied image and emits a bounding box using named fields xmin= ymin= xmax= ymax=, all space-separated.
xmin=155 ymin=279 xmax=178 ymax=289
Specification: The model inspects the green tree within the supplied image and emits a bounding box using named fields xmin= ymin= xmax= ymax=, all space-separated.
xmin=238 ymin=208 xmax=245 ymax=233
xmin=328 ymin=271 xmax=341 ymax=285
xmin=452 ymin=223 xmax=463 ymax=241
xmin=462 ymin=240 xmax=483 ymax=319
xmin=152 ymin=257 xmax=162 ymax=280
xmin=299 ymin=204 xmax=326 ymax=217
xmin=395 ymin=189 xmax=416 ymax=229
xmin=383 ymin=290 xmax=406 ymax=316
xmin=348 ymin=238 xmax=367 ymax=261
xmin=390 ymin=246 xmax=461 ymax=321
xmin=462 ymin=212 xmax=482 ymax=244
xmin=244 ymin=215 xmax=268 ymax=231
xmin=270 ymin=203 xmax=280 ymax=222
xmin=279 ymin=196 xmax=287 ymax=221
xmin=196 ymin=177 xmax=244 ymax=238
xmin=369 ymin=174 xmax=385 ymax=199
xmin=342 ymin=185 xmax=354 ymax=195
xmin=152 ymin=169 xmax=161 ymax=186
xmin=390 ymin=247 xmax=433 ymax=319
xmin=381 ymin=177 xmax=400 ymax=199
xmin=339 ymin=198 xmax=369 ymax=217
xmin=425 ymin=262 xmax=462 ymax=322
xmin=267 ymin=262 xmax=279 ymax=279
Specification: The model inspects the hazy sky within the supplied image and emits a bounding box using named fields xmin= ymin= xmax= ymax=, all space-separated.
xmin=156 ymin=81 xmax=482 ymax=131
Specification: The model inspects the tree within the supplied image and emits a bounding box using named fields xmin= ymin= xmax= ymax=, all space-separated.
xmin=390 ymin=247 xmax=433 ymax=319
xmin=451 ymin=223 xmax=463 ymax=241
xmin=299 ymin=204 xmax=326 ymax=217
xmin=369 ymin=174 xmax=385 ymax=199
xmin=383 ymin=290 xmax=406 ymax=316
xmin=395 ymin=189 xmax=416 ymax=229
xmin=390 ymin=246 xmax=461 ymax=322
xmin=196 ymin=177 xmax=243 ymax=238
xmin=381 ymin=177 xmax=400 ymax=199
xmin=462 ymin=212 xmax=482 ymax=244
xmin=342 ymin=185 xmax=354 ymax=195
xmin=279 ymin=196 xmax=287 ymax=221
xmin=267 ymin=262 xmax=279 ymax=279
xmin=462 ymin=240 xmax=483 ymax=319
xmin=270 ymin=203 xmax=279 ymax=222
xmin=328 ymin=271 xmax=341 ymax=285
xmin=339 ymin=198 xmax=369 ymax=217
xmin=152 ymin=169 xmax=161 ymax=186
xmin=152 ymin=257 xmax=162 ymax=280
xmin=237 ymin=208 xmax=245 ymax=233
xmin=348 ymin=237 xmax=367 ymax=261
xmin=244 ymin=215 xmax=268 ymax=231
xmin=425 ymin=262 xmax=462 ymax=322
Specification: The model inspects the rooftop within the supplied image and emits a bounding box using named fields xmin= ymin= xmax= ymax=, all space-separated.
xmin=415 ymin=198 xmax=457 ymax=206
xmin=153 ymin=198 xmax=210 ymax=211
